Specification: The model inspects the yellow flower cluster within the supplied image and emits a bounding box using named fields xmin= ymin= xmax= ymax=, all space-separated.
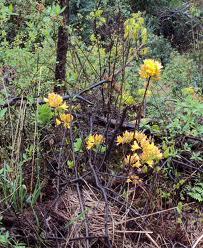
xmin=117 ymin=131 xmax=162 ymax=168
xmin=56 ymin=113 xmax=73 ymax=129
xmin=86 ymin=134 xmax=105 ymax=150
xmin=117 ymin=131 xmax=147 ymax=145
xmin=139 ymin=59 xmax=162 ymax=81
xmin=125 ymin=154 xmax=141 ymax=168
xmin=44 ymin=92 xmax=68 ymax=110
xmin=139 ymin=139 xmax=163 ymax=166
xmin=117 ymin=131 xmax=134 ymax=145
xmin=44 ymin=92 xmax=73 ymax=129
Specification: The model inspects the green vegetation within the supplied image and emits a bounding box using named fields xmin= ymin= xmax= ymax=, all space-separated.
xmin=0 ymin=0 xmax=202 ymax=247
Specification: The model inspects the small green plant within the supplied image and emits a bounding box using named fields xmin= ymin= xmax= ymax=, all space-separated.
xmin=167 ymin=96 xmax=203 ymax=137
xmin=186 ymin=182 xmax=203 ymax=203
xmin=0 ymin=159 xmax=41 ymax=211
xmin=73 ymin=137 xmax=83 ymax=153
xmin=0 ymin=216 xmax=26 ymax=248
xmin=0 ymin=109 xmax=7 ymax=120
xmin=38 ymin=104 xmax=54 ymax=125
xmin=176 ymin=201 xmax=183 ymax=223
xmin=0 ymin=163 xmax=27 ymax=210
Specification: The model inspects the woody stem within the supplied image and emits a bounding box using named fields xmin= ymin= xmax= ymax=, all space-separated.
xmin=135 ymin=76 xmax=151 ymax=129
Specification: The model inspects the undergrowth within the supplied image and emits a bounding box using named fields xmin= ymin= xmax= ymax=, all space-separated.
xmin=0 ymin=1 xmax=202 ymax=247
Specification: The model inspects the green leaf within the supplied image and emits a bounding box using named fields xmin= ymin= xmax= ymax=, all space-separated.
xmin=8 ymin=4 xmax=14 ymax=13
xmin=73 ymin=138 xmax=83 ymax=152
xmin=177 ymin=202 xmax=183 ymax=214
xmin=187 ymin=182 xmax=203 ymax=202
xmin=67 ymin=160 xmax=75 ymax=169
xmin=0 ymin=231 xmax=9 ymax=244
xmin=99 ymin=145 xmax=106 ymax=153
xmin=55 ymin=5 xmax=61 ymax=16
xmin=60 ymin=6 xmax=67 ymax=14
xmin=0 ymin=98 xmax=6 ymax=105
xmin=0 ymin=109 xmax=7 ymax=119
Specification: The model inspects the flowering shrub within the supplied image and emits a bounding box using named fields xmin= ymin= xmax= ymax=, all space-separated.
xmin=117 ymin=131 xmax=163 ymax=168
xmin=44 ymin=92 xmax=73 ymax=129
xmin=0 ymin=2 xmax=203 ymax=246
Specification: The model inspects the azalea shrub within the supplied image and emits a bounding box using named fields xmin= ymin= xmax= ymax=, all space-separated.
xmin=0 ymin=1 xmax=203 ymax=247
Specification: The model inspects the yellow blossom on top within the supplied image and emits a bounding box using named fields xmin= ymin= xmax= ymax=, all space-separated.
xmin=44 ymin=93 xmax=63 ymax=108
xmin=86 ymin=134 xmax=105 ymax=150
xmin=56 ymin=113 xmax=73 ymax=129
xmin=139 ymin=59 xmax=162 ymax=81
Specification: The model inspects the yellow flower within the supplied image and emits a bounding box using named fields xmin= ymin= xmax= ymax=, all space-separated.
xmin=133 ymin=131 xmax=147 ymax=143
xmin=116 ymin=135 xmax=124 ymax=145
xmin=131 ymin=141 xmax=140 ymax=151
xmin=119 ymin=130 xmax=163 ymax=169
xmin=60 ymin=113 xmax=73 ymax=128
xmin=86 ymin=134 xmax=105 ymax=150
xmin=124 ymin=154 xmax=140 ymax=166
xmin=86 ymin=135 xmax=95 ymax=150
xmin=58 ymin=102 xmax=69 ymax=111
xmin=117 ymin=131 xmax=134 ymax=145
xmin=56 ymin=113 xmax=73 ymax=129
xmin=94 ymin=134 xmax=105 ymax=145
xmin=139 ymin=59 xmax=162 ymax=81
xmin=140 ymin=139 xmax=162 ymax=167
xmin=117 ymin=131 xmax=147 ymax=146
xmin=44 ymin=93 xmax=63 ymax=108
xmin=121 ymin=131 xmax=134 ymax=144
xmin=56 ymin=118 xmax=61 ymax=126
